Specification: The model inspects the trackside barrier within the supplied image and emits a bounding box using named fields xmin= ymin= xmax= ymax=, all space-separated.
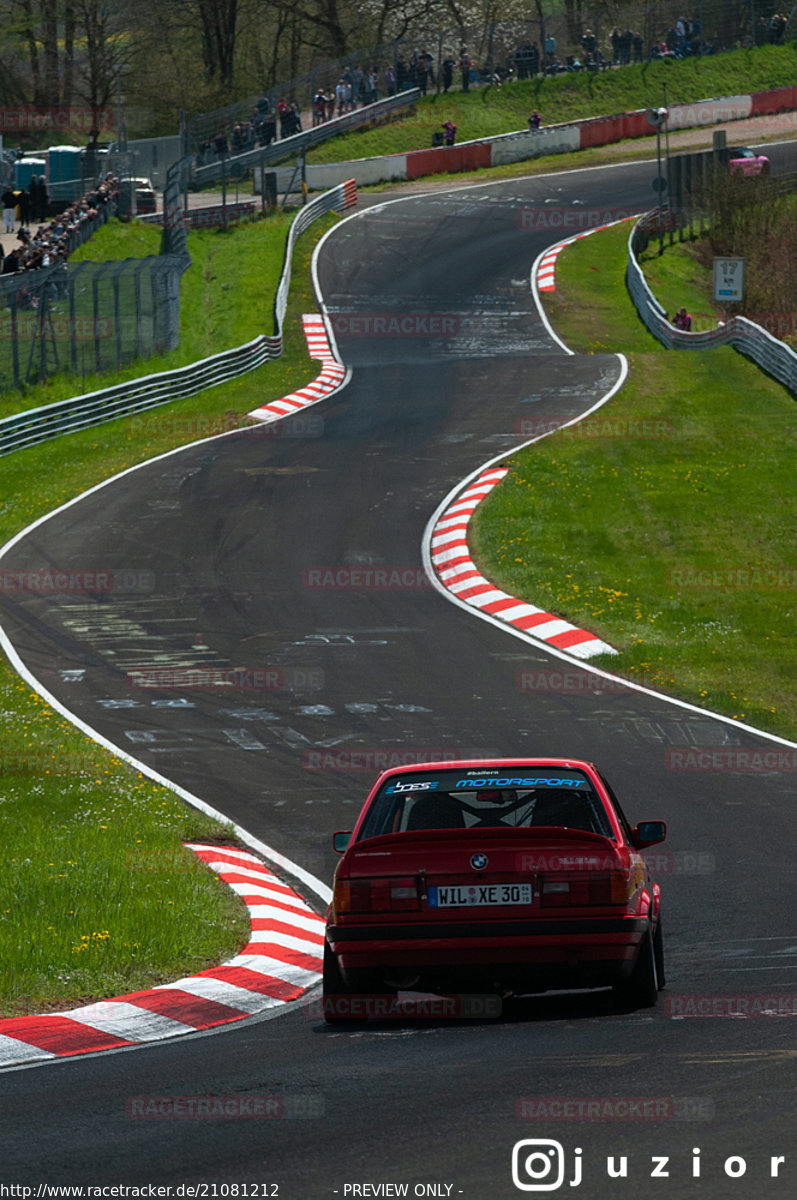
xmin=281 ymin=84 xmax=797 ymax=190
xmin=193 ymin=91 xmax=421 ymax=187
xmin=626 ymin=216 xmax=797 ymax=396
xmin=0 ymin=180 xmax=358 ymax=457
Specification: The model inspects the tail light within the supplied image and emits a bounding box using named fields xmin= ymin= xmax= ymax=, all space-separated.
xmin=540 ymin=872 xmax=629 ymax=907
xmin=334 ymin=876 xmax=420 ymax=915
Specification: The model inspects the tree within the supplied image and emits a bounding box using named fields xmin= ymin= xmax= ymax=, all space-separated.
xmin=196 ymin=0 xmax=239 ymax=89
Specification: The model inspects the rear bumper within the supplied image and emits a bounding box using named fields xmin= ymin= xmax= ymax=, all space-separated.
xmin=327 ymin=915 xmax=649 ymax=991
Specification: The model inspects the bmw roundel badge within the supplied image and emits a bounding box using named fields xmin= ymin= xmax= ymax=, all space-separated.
xmin=470 ymin=853 xmax=488 ymax=871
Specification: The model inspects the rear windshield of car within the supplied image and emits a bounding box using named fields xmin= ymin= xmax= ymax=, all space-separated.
xmin=357 ymin=767 xmax=614 ymax=841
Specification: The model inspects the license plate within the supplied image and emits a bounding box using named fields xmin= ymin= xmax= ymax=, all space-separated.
xmin=428 ymin=883 xmax=533 ymax=908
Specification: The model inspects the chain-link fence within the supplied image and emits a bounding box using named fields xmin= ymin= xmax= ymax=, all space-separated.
xmin=0 ymin=151 xmax=192 ymax=392
xmin=0 ymin=251 xmax=189 ymax=391
xmin=187 ymin=3 xmax=795 ymax=154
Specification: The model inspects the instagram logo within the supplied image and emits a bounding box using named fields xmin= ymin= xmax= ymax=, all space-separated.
xmin=512 ymin=1140 xmax=581 ymax=1191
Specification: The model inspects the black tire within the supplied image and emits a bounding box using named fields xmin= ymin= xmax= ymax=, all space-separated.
xmin=322 ymin=941 xmax=361 ymax=1025
xmin=653 ymin=918 xmax=665 ymax=990
xmin=613 ymin=927 xmax=659 ymax=1009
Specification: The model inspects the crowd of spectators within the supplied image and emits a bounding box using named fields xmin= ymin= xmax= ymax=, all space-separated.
xmin=507 ymin=9 xmax=790 ymax=76
xmin=193 ymin=8 xmax=791 ymax=163
xmin=1 ymin=175 xmax=118 ymax=277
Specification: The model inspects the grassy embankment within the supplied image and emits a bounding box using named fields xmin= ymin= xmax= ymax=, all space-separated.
xmin=1 ymin=212 xmax=301 ymax=420
xmin=0 ymin=213 xmax=340 ymax=1015
xmin=470 ymin=219 xmax=796 ymax=741
xmin=637 ymin=187 xmax=797 ymax=348
xmin=305 ymin=43 xmax=797 ymax=164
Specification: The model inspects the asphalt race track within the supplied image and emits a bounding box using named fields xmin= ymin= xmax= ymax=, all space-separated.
xmin=1 ymin=152 xmax=795 ymax=1198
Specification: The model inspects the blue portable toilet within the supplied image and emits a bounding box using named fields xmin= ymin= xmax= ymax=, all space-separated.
xmin=15 ymin=158 xmax=46 ymax=189
xmin=47 ymin=145 xmax=85 ymax=182
xmin=46 ymin=145 xmax=86 ymax=203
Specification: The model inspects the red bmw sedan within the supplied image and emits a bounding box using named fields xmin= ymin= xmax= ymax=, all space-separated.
xmin=324 ymin=759 xmax=666 ymax=1021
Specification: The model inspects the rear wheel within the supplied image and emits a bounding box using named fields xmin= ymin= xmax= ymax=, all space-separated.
xmin=613 ymin=927 xmax=659 ymax=1009
xmin=653 ymin=919 xmax=665 ymax=990
xmin=322 ymin=941 xmax=361 ymax=1025
xmin=322 ymin=943 xmax=393 ymax=1024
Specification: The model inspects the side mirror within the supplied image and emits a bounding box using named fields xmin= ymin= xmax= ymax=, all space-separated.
xmin=632 ymin=820 xmax=667 ymax=849
xmin=333 ymin=830 xmax=352 ymax=853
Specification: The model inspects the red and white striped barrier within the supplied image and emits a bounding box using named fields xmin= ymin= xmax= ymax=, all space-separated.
xmin=430 ymin=468 xmax=616 ymax=659
xmin=0 ymin=845 xmax=323 ymax=1068
xmin=248 ymin=314 xmax=346 ymax=423
xmin=302 ymin=85 xmax=797 ymax=190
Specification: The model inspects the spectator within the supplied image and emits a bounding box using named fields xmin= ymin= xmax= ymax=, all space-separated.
xmin=528 ymin=110 xmax=542 ymax=130
xmin=424 ymin=52 xmax=435 ymax=86
xmin=442 ymin=119 xmax=456 ymax=145
xmin=620 ymin=28 xmax=633 ymax=64
xmin=3 ymin=184 xmax=16 ymax=231
xmin=18 ymin=184 xmax=31 ymax=226
xmin=384 ymin=65 xmax=396 ymax=96
xmin=610 ymin=27 xmax=621 ymax=62
xmin=673 ymin=307 xmax=692 ymax=331
xmin=459 ymin=48 xmax=471 ymax=91
xmin=441 ymin=58 xmax=454 ymax=92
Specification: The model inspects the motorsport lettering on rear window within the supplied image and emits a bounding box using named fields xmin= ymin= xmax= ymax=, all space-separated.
xmin=455 ymin=775 xmax=586 ymax=788
xmin=358 ymin=767 xmax=598 ymax=840
xmin=383 ymin=768 xmax=590 ymax=795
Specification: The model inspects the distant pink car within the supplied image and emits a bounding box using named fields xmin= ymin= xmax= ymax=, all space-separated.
xmin=724 ymin=146 xmax=770 ymax=176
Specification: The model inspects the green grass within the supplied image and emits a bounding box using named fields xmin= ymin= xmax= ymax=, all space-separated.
xmin=0 ymin=214 xmax=339 ymax=1015
xmin=1 ymin=213 xmax=295 ymax=420
xmin=637 ymin=233 xmax=721 ymax=328
xmin=306 ymin=44 xmax=797 ymax=163
xmin=470 ymin=221 xmax=797 ymax=740
xmin=0 ymin=673 xmax=250 ymax=1016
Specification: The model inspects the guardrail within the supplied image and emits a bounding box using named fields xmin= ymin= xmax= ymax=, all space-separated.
xmin=0 ymin=179 xmax=357 ymax=457
xmin=193 ymin=90 xmax=420 ymax=186
xmin=626 ymin=216 xmax=797 ymax=396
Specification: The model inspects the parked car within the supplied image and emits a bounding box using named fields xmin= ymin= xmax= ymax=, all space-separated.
xmin=118 ymin=176 xmax=157 ymax=217
xmin=324 ymin=758 xmax=667 ymax=1021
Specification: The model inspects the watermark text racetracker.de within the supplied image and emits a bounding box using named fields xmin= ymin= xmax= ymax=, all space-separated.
xmin=303 ymin=748 xmax=489 ymax=772
xmin=303 ymin=566 xmax=431 ymax=590
xmin=328 ymin=313 xmax=459 ymax=337
xmin=668 ymin=567 xmax=796 ymax=590
xmin=516 ymin=417 xmax=672 ymax=441
xmin=516 ymin=205 xmax=639 ymax=232
xmin=510 ymin=1140 xmax=789 ymax=1191
xmin=0 ymin=569 xmax=154 ymax=595
xmin=127 ymin=667 xmax=324 ymax=692
xmin=514 ymin=850 xmax=714 ymax=876
xmin=666 ymin=993 xmax=797 ymax=1018
xmin=516 ymin=1096 xmax=714 ymax=1121
xmin=665 ymin=748 xmax=797 ymax=773
xmin=126 ymin=411 xmax=324 ymax=440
